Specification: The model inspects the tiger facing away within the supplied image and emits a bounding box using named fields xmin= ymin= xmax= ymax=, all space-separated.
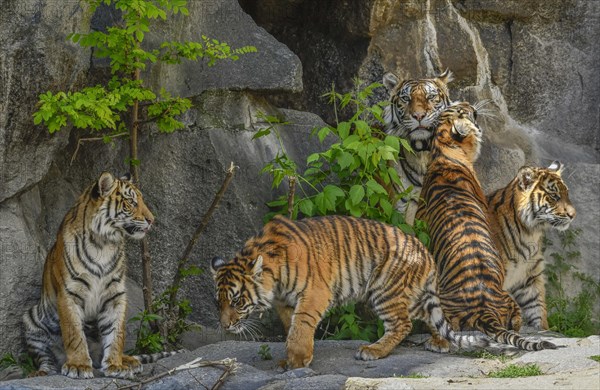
xmin=487 ymin=162 xmax=576 ymax=330
xmin=382 ymin=70 xmax=453 ymax=224
xmin=23 ymin=172 xmax=155 ymax=379
xmin=211 ymin=215 xmax=488 ymax=369
xmin=416 ymin=102 xmax=557 ymax=351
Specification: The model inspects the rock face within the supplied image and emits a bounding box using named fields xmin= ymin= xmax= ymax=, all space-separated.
xmin=0 ymin=0 xmax=598 ymax=363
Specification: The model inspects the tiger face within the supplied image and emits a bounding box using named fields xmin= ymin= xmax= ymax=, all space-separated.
xmin=383 ymin=70 xmax=453 ymax=151
xmin=434 ymin=102 xmax=482 ymax=162
xmin=91 ymin=172 xmax=154 ymax=241
xmin=517 ymin=162 xmax=576 ymax=230
xmin=210 ymin=255 xmax=268 ymax=335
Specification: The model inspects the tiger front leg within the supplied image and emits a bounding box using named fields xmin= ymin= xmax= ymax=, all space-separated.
xmin=356 ymin=303 xmax=412 ymax=361
xmin=98 ymin=293 xmax=142 ymax=378
xmin=285 ymin=296 xmax=329 ymax=369
xmin=512 ymin=273 xmax=548 ymax=330
xmin=56 ymin=292 xmax=94 ymax=379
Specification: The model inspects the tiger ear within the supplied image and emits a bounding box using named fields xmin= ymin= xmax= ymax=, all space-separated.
xmin=517 ymin=166 xmax=537 ymax=191
xmin=120 ymin=172 xmax=133 ymax=182
xmin=436 ymin=69 xmax=454 ymax=85
xmin=98 ymin=172 xmax=116 ymax=198
xmin=250 ymin=255 xmax=263 ymax=278
xmin=548 ymin=160 xmax=564 ymax=175
xmin=211 ymin=257 xmax=226 ymax=276
xmin=382 ymin=72 xmax=400 ymax=91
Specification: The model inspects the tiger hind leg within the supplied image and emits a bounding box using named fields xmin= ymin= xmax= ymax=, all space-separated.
xmin=511 ymin=274 xmax=548 ymax=330
xmin=356 ymin=299 xmax=412 ymax=361
xmin=23 ymin=306 xmax=61 ymax=376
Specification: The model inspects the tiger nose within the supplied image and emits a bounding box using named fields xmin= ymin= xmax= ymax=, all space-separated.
xmin=412 ymin=111 xmax=426 ymax=121
xmin=566 ymin=205 xmax=576 ymax=219
xmin=145 ymin=215 xmax=154 ymax=225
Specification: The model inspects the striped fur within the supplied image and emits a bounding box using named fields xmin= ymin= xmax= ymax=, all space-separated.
xmin=23 ymin=172 xmax=155 ymax=379
xmin=416 ymin=103 xmax=557 ymax=351
xmin=382 ymin=70 xmax=453 ymax=224
xmin=487 ymin=162 xmax=576 ymax=329
xmin=211 ymin=215 xmax=488 ymax=369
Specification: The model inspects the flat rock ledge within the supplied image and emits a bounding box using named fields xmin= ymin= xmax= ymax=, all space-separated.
xmin=1 ymin=335 xmax=598 ymax=390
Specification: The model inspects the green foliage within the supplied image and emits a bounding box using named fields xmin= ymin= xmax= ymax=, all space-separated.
xmin=589 ymin=355 xmax=600 ymax=363
xmin=393 ymin=373 xmax=429 ymax=378
xmin=257 ymin=344 xmax=272 ymax=360
xmin=320 ymin=302 xmax=384 ymax=342
xmin=129 ymin=310 xmax=165 ymax=354
xmin=545 ymin=228 xmax=600 ymax=337
xmin=33 ymin=0 xmax=256 ymax=136
xmin=0 ymin=353 xmax=36 ymax=377
xmin=129 ymin=265 xmax=203 ymax=353
xmin=487 ymin=364 xmax=543 ymax=378
xmin=460 ymin=350 xmax=513 ymax=363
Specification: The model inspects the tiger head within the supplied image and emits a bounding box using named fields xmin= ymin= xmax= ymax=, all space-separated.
xmin=516 ymin=162 xmax=576 ymax=231
xmin=383 ymin=70 xmax=453 ymax=151
xmin=211 ymin=254 xmax=271 ymax=335
xmin=90 ymin=172 xmax=154 ymax=241
xmin=433 ymin=102 xmax=482 ymax=163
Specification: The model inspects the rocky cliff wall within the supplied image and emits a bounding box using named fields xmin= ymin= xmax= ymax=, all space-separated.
xmin=0 ymin=0 xmax=598 ymax=357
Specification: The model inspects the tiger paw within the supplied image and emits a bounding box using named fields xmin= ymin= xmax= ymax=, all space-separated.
xmin=121 ymin=355 xmax=143 ymax=373
xmin=102 ymin=363 xmax=136 ymax=379
xmin=61 ymin=362 xmax=94 ymax=379
xmin=355 ymin=344 xmax=385 ymax=361
xmin=28 ymin=370 xmax=49 ymax=378
xmin=424 ymin=336 xmax=450 ymax=353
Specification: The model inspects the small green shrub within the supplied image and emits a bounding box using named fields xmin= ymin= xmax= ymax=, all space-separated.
xmin=0 ymin=353 xmax=36 ymax=377
xmin=258 ymin=344 xmax=272 ymax=360
xmin=460 ymin=350 xmax=513 ymax=363
xmin=545 ymin=229 xmax=600 ymax=336
xmin=393 ymin=373 xmax=429 ymax=378
xmin=128 ymin=310 xmax=165 ymax=354
xmin=589 ymin=355 xmax=600 ymax=363
xmin=487 ymin=364 xmax=543 ymax=378
xmin=319 ymin=302 xmax=384 ymax=342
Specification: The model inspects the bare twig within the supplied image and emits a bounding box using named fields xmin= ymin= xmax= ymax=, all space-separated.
xmin=70 ymin=132 xmax=128 ymax=165
xmin=168 ymin=162 xmax=237 ymax=310
xmin=287 ymin=176 xmax=296 ymax=219
xmin=117 ymin=358 xmax=238 ymax=390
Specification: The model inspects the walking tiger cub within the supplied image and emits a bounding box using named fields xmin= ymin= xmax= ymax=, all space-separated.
xmin=211 ymin=215 xmax=488 ymax=369
xmin=23 ymin=172 xmax=155 ymax=379
xmin=416 ymin=102 xmax=557 ymax=351
xmin=487 ymin=162 xmax=576 ymax=329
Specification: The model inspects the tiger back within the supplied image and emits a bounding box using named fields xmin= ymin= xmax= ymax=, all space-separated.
xmin=382 ymin=70 xmax=453 ymax=223
xmin=211 ymin=215 xmax=487 ymax=369
xmin=487 ymin=162 xmax=576 ymax=330
xmin=23 ymin=172 xmax=155 ymax=379
xmin=416 ymin=103 xmax=557 ymax=351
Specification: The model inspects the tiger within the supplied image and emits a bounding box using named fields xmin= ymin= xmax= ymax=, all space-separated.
xmin=23 ymin=172 xmax=157 ymax=379
xmin=415 ymin=102 xmax=557 ymax=351
xmin=211 ymin=214 xmax=489 ymax=369
xmin=382 ymin=70 xmax=453 ymax=224
xmin=487 ymin=162 xmax=576 ymax=330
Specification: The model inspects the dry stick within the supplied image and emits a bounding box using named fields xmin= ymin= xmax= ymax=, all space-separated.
xmin=70 ymin=132 xmax=128 ymax=165
xmin=168 ymin=162 xmax=237 ymax=310
xmin=287 ymin=176 xmax=296 ymax=218
xmin=117 ymin=358 xmax=238 ymax=390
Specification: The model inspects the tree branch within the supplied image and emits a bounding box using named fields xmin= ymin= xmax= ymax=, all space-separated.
xmin=287 ymin=176 xmax=296 ymax=218
xmin=70 ymin=132 xmax=128 ymax=165
xmin=168 ymin=162 xmax=237 ymax=310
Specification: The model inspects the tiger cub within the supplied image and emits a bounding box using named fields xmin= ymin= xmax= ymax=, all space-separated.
xmin=382 ymin=70 xmax=453 ymax=224
xmin=416 ymin=103 xmax=557 ymax=351
xmin=23 ymin=172 xmax=154 ymax=379
xmin=211 ymin=215 xmax=488 ymax=369
xmin=487 ymin=162 xmax=576 ymax=329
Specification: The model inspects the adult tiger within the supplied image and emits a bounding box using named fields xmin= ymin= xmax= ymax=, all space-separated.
xmin=487 ymin=162 xmax=576 ymax=330
xmin=211 ymin=215 xmax=488 ymax=369
xmin=382 ymin=70 xmax=453 ymax=224
xmin=23 ymin=172 xmax=156 ymax=379
xmin=416 ymin=103 xmax=557 ymax=351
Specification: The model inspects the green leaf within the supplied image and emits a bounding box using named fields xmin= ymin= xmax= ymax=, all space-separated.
xmin=252 ymin=128 xmax=271 ymax=140
xmin=298 ymin=199 xmax=315 ymax=217
xmin=318 ymin=126 xmax=331 ymax=142
xmin=307 ymin=153 xmax=320 ymax=164
xmin=337 ymin=121 xmax=351 ymax=139
xmin=380 ymin=198 xmax=393 ymax=217
xmin=337 ymin=151 xmax=354 ymax=169
xmin=349 ymin=185 xmax=365 ymax=206
xmin=366 ymin=179 xmax=387 ymax=195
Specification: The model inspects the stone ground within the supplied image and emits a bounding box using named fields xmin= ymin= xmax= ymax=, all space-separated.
xmin=1 ymin=333 xmax=598 ymax=390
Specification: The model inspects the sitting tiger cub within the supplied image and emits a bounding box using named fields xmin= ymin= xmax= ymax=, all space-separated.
xmin=487 ymin=162 xmax=576 ymax=329
xmin=23 ymin=172 xmax=154 ymax=379
xmin=211 ymin=215 xmax=488 ymax=369
xmin=416 ymin=103 xmax=557 ymax=351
